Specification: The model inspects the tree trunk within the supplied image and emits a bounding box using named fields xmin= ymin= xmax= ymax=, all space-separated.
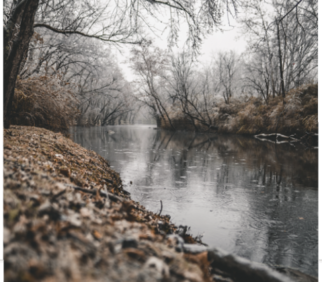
xmin=156 ymin=116 xmax=161 ymax=127
xmin=276 ymin=19 xmax=286 ymax=98
xmin=4 ymin=0 xmax=39 ymax=128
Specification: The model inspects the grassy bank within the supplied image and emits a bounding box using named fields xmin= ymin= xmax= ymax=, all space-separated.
xmin=161 ymin=84 xmax=318 ymax=135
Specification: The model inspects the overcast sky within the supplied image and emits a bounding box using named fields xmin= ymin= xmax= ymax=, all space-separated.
xmin=115 ymin=14 xmax=247 ymax=82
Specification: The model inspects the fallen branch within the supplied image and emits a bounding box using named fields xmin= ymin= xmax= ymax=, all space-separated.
xmin=158 ymin=200 xmax=163 ymax=216
xmin=64 ymin=183 xmax=146 ymax=212
xmin=254 ymin=132 xmax=318 ymax=148
xmin=254 ymin=133 xmax=299 ymax=142
xmin=64 ymin=184 xmax=125 ymax=202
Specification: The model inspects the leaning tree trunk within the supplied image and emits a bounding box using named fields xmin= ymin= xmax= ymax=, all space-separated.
xmin=4 ymin=0 xmax=39 ymax=128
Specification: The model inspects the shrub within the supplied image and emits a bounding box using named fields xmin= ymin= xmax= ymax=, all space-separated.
xmin=303 ymin=114 xmax=318 ymax=132
xmin=11 ymin=76 xmax=79 ymax=132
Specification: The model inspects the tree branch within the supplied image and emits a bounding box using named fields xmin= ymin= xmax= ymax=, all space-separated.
xmin=33 ymin=23 xmax=143 ymax=45
xmin=279 ymin=0 xmax=303 ymax=22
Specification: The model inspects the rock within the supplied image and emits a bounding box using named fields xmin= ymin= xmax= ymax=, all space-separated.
xmin=183 ymin=243 xmax=208 ymax=254
xmin=212 ymin=274 xmax=234 ymax=282
xmin=207 ymin=247 xmax=294 ymax=282
xmin=274 ymin=266 xmax=318 ymax=282
xmin=144 ymin=256 xmax=169 ymax=278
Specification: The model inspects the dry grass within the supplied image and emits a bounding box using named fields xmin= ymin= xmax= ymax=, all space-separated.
xmin=233 ymin=84 xmax=318 ymax=134
xmin=161 ymin=83 xmax=318 ymax=135
xmin=11 ymin=76 xmax=80 ymax=132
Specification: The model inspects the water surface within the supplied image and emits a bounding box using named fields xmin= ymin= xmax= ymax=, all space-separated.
xmin=70 ymin=125 xmax=318 ymax=277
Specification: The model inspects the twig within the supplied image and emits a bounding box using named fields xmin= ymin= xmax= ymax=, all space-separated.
xmin=158 ymin=200 xmax=163 ymax=216
xmin=279 ymin=0 xmax=303 ymax=23
xmin=64 ymin=183 xmax=146 ymax=211
xmin=64 ymin=183 xmax=124 ymax=202
xmin=51 ymin=189 xmax=66 ymax=202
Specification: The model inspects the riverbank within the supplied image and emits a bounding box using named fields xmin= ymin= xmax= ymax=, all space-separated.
xmin=4 ymin=126 xmax=315 ymax=282
xmin=161 ymin=84 xmax=318 ymax=136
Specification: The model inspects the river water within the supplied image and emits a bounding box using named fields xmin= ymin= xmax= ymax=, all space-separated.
xmin=70 ymin=125 xmax=318 ymax=277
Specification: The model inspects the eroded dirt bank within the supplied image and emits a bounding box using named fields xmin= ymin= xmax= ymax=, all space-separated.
xmin=3 ymin=126 xmax=315 ymax=282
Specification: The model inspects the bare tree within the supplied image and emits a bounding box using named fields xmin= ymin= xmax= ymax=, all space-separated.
xmin=244 ymin=53 xmax=272 ymax=103
xmin=4 ymin=0 xmax=240 ymax=128
xmin=240 ymin=0 xmax=317 ymax=101
xmin=130 ymin=44 xmax=176 ymax=129
xmin=168 ymin=52 xmax=217 ymax=131
xmin=218 ymin=51 xmax=239 ymax=104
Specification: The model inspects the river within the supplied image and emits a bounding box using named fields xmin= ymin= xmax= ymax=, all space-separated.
xmin=70 ymin=124 xmax=318 ymax=277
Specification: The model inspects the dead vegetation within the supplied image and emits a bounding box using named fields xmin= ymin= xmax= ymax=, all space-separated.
xmin=161 ymin=84 xmax=318 ymax=135
xmin=11 ymin=76 xmax=79 ymax=132
xmin=215 ymin=84 xmax=318 ymax=135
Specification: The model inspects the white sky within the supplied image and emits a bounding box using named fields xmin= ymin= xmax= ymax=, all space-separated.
xmin=115 ymin=14 xmax=247 ymax=82
xmin=199 ymin=26 xmax=247 ymax=65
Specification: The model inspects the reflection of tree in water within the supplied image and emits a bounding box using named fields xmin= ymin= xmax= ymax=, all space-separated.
xmin=211 ymin=136 xmax=317 ymax=276
xmin=263 ymin=187 xmax=318 ymax=277
xmin=213 ymin=135 xmax=317 ymax=188
xmin=159 ymin=131 xmax=317 ymax=276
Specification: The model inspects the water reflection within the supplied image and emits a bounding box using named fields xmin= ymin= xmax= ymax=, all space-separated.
xmin=70 ymin=125 xmax=318 ymax=277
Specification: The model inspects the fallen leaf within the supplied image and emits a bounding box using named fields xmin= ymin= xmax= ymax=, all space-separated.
xmin=92 ymin=230 xmax=103 ymax=240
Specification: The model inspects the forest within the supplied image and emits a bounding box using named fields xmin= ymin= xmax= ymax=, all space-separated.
xmin=3 ymin=0 xmax=318 ymax=134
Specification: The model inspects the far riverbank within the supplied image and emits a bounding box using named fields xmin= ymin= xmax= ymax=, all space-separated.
xmin=160 ymin=84 xmax=317 ymax=138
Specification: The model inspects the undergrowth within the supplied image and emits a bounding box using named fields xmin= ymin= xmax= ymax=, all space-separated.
xmin=216 ymin=84 xmax=318 ymax=135
xmin=161 ymin=84 xmax=318 ymax=135
xmin=11 ymin=76 xmax=80 ymax=132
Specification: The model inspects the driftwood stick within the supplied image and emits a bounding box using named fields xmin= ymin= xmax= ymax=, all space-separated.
xmin=254 ymin=132 xmax=318 ymax=148
xmin=64 ymin=183 xmax=146 ymax=212
xmin=255 ymin=133 xmax=299 ymax=140
xmin=64 ymin=184 xmax=124 ymax=202
xmin=158 ymin=200 xmax=163 ymax=216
